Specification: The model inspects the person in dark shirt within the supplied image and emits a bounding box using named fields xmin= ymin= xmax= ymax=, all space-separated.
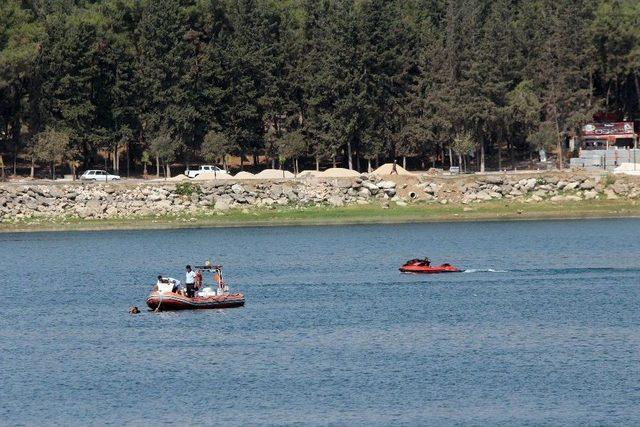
xmin=391 ymin=159 xmax=398 ymax=175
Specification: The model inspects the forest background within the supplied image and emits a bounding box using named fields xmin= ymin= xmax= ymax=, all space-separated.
xmin=1 ymin=0 xmax=639 ymax=177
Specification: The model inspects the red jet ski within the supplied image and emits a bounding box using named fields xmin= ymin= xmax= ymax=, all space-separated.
xmin=399 ymin=258 xmax=461 ymax=274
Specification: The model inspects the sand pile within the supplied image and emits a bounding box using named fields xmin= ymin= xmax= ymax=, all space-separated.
xmin=167 ymin=174 xmax=190 ymax=181
xmin=321 ymin=167 xmax=360 ymax=178
xmin=255 ymin=169 xmax=295 ymax=179
xmin=297 ymin=170 xmax=322 ymax=178
xmin=372 ymin=163 xmax=413 ymax=175
xmin=233 ymin=171 xmax=257 ymax=179
xmin=193 ymin=172 xmax=232 ymax=180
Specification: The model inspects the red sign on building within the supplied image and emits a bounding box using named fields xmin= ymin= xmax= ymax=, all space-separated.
xmin=581 ymin=122 xmax=634 ymax=137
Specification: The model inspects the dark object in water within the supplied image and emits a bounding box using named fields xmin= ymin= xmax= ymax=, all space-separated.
xmin=128 ymin=306 xmax=140 ymax=314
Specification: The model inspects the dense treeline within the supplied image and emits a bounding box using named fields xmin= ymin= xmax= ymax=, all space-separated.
xmin=1 ymin=0 xmax=639 ymax=177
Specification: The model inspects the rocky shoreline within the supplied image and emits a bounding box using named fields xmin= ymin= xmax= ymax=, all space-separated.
xmin=1 ymin=172 xmax=639 ymax=224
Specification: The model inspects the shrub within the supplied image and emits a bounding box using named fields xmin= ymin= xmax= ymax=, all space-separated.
xmin=602 ymin=173 xmax=616 ymax=187
xmin=175 ymin=182 xmax=202 ymax=196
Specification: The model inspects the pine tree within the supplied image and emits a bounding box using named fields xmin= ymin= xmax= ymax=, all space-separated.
xmin=523 ymin=0 xmax=595 ymax=168
xmin=35 ymin=10 xmax=108 ymax=166
xmin=0 ymin=1 xmax=43 ymax=173
xmin=137 ymin=0 xmax=188 ymax=157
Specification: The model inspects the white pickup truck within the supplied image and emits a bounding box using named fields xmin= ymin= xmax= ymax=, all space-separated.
xmin=185 ymin=165 xmax=230 ymax=178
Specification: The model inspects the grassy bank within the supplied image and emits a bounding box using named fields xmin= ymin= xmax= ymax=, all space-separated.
xmin=1 ymin=199 xmax=639 ymax=233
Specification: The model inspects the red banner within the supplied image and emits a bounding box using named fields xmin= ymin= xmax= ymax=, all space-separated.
xmin=581 ymin=122 xmax=634 ymax=137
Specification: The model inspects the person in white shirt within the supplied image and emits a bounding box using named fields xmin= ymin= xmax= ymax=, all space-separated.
xmin=156 ymin=276 xmax=181 ymax=293
xmin=185 ymin=265 xmax=197 ymax=297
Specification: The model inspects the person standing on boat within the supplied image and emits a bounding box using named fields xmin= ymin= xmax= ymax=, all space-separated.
xmin=185 ymin=265 xmax=197 ymax=297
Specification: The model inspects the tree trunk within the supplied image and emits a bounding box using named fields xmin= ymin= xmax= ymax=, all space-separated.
xmin=13 ymin=145 xmax=17 ymax=175
xmin=347 ymin=141 xmax=353 ymax=170
xmin=634 ymin=72 xmax=640 ymax=117
xmin=295 ymin=157 xmax=299 ymax=175
xmin=556 ymin=137 xmax=563 ymax=170
xmin=458 ymin=154 xmax=462 ymax=168
xmin=271 ymin=158 xmax=275 ymax=169
xmin=588 ymin=68 xmax=594 ymax=108
xmin=497 ymin=142 xmax=502 ymax=171
xmin=126 ymin=141 xmax=130 ymax=178
xmin=480 ymin=141 xmax=485 ymax=173
xmin=508 ymin=140 xmax=515 ymax=170
xmin=555 ymin=116 xmax=563 ymax=170
xmin=143 ymin=163 xmax=147 ymax=177
xmin=448 ymin=147 xmax=453 ymax=169
xmin=30 ymin=158 xmax=35 ymax=178
xmin=367 ymin=159 xmax=372 ymax=173
xmin=315 ymin=156 xmax=320 ymax=171
xmin=113 ymin=145 xmax=118 ymax=174
xmin=155 ymin=155 xmax=160 ymax=178
xmin=240 ymin=155 xmax=244 ymax=171
xmin=165 ymin=162 xmax=171 ymax=178
xmin=51 ymin=161 xmax=55 ymax=180
xmin=402 ymin=156 xmax=407 ymax=170
xmin=332 ymin=155 xmax=336 ymax=168
xmin=356 ymin=155 xmax=361 ymax=172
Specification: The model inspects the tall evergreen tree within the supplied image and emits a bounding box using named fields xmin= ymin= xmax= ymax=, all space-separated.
xmin=0 ymin=0 xmax=43 ymax=173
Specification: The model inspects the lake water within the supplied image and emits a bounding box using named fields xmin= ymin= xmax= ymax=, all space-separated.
xmin=1 ymin=219 xmax=639 ymax=425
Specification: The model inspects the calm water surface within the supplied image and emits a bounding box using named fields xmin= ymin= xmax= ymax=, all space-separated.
xmin=1 ymin=219 xmax=639 ymax=425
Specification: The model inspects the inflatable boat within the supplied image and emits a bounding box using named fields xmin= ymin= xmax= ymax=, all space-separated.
xmin=147 ymin=263 xmax=244 ymax=311
xmin=146 ymin=291 xmax=245 ymax=311
xmin=399 ymin=259 xmax=461 ymax=274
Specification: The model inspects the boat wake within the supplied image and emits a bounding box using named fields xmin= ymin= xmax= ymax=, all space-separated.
xmin=462 ymin=268 xmax=508 ymax=274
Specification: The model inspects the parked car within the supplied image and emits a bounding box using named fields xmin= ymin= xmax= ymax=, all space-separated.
xmin=185 ymin=165 xmax=230 ymax=178
xmin=80 ymin=170 xmax=121 ymax=181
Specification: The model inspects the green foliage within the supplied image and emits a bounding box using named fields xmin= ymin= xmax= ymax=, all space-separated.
xmin=30 ymin=128 xmax=72 ymax=163
xmin=201 ymin=130 xmax=234 ymax=165
xmin=174 ymin=182 xmax=202 ymax=196
xmin=141 ymin=150 xmax=151 ymax=166
xmin=149 ymin=133 xmax=181 ymax=163
xmin=602 ymin=172 xmax=616 ymax=187
xmin=276 ymin=130 xmax=307 ymax=160
xmin=1 ymin=0 xmax=639 ymax=175
xmin=451 ymin=131 xmax=476 ymax=155
xmin=527 ymin=122 xmax=558 ymax=151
